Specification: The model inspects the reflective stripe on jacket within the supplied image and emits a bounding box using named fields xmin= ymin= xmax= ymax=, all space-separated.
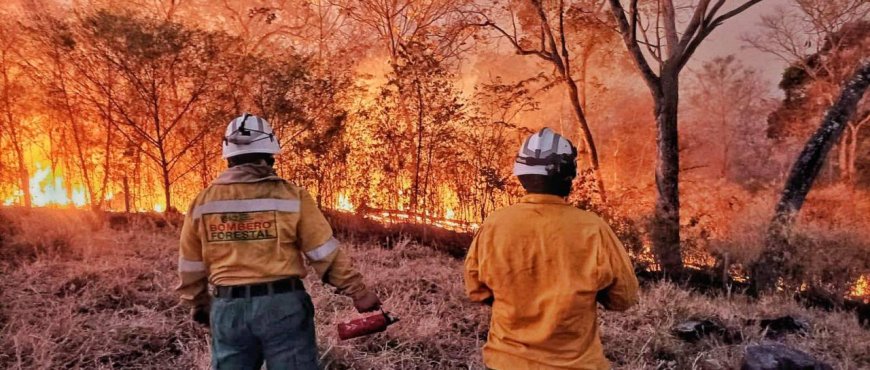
xmin=176 ymin=163 xmax=366 ymax=307
xmin=465 ymin=194 xmax=639 ymax=370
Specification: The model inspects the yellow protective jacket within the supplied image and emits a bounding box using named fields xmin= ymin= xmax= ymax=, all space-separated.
xmin=465 ymin=194 xmax=639 ymax=370
xmin=176 ymin=163 xmax=367 ymax=307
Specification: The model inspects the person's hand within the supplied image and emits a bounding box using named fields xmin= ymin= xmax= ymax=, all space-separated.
xmin=353 ymin=289 xmax=382 ymax=313
xmin=191 ymin=306 xmax=210 ymax=326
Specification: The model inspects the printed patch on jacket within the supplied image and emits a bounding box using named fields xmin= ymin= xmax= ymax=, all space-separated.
xmin=204 ymin=211 xmax=278 ymax=242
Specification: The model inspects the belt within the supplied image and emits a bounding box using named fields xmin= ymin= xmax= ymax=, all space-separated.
xmin=214 ymin=277 xmax=305 ymax=299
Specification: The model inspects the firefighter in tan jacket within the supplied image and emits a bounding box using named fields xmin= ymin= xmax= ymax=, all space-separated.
xmin=176 ymin=113 xmax=381 ymax=370
xmin=465 ymin=128 xmax=639 ymax=370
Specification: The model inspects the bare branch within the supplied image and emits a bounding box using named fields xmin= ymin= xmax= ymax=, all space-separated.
xmin=676 ymin=0 xmax=712 ymax=56
xmin=678 ymin=0 xmax=764 ymax=71
xmin=532 ymin=0 xmax=566 ymax=71
xmin=661 ymin=0 xmax=679 ymax=58
xmin=473 ymin=18 xmax=553 ymax=62
xmin=708 ymin=0 xmax=763 ymax=28
xmin=607 ymin=0 xmax=660 ymax=85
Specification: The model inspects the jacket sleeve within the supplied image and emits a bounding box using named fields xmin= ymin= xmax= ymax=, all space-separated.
xmin=595 ymin=220 xmax=640 ymax=311
xmin=175 ymin=199 xmax=210 ymax=308
xmin=464 ymin=229 xmax=493 ymax=303
xmin=297 ymin=189 xmax=367 ymax=299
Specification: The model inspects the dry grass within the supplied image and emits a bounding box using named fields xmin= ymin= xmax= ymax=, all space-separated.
xmin=0 ymin=208 xmax=868 ymax=369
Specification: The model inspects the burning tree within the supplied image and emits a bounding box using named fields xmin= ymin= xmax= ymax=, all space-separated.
xmin=364 ymin=42 xmax=466 ymax=216
xmin=749 ymin=0 xmax=870 ymax=187
xmin=21 ymin=8 xmax=116 ymax=210
xmin=462 ymin=76 xmax=540 ymax=220
xmin=72 ymin=10 xmax=235 ymax=211
xmin=606 ymin=0 xmax=763 ymax=274
xmin=754 ymin=59 xmax=870 ymax=294
xmin=335 ymin=0 xmax=476 ymax=64
xmin=0 ymin=16 xmax=33 ymax=208
xmin=471 ymin=0 xmax=613 ymax=202
xmin=247 ymin=52 xmax=356 ymax=207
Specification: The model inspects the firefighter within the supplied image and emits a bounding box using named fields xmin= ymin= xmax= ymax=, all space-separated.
xmin=176 ymin=113 xmax=381 ymax=370
xmin=464 ymin=128 xmax=639 ymax=370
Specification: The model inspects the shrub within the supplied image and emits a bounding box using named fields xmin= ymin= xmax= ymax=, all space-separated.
xmin=709 ymin=185 xmax=870 ymax=301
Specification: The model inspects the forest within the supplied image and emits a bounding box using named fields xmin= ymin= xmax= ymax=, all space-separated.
xmin=2 ymin=0 xmax=869 ymax=301
xmin=0 ymin=0 xmax=868 ymax=368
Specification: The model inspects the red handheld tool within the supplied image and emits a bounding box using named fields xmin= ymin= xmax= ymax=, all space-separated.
xmin=337 ymin=311 xmax=399 ymax=340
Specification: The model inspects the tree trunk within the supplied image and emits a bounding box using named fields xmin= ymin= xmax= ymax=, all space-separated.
xmin=422 ymin=139 xmax=436 ymax=219
xmin=1 ymin=53 xmax=29 ymax=208
xmin=847 ymin=123 xmax=861 ymax=185
xmin=55 ymin=55 xmax=96 ymax=207
xmin=530 ymin=0 xmax=606 ymax=202
xmin=651 ymin=72 xmax=683 ymax=274
xmin=199 ymin=140 xmax=210 ymax=189
xmin=63 ymin=152 xmax=74 ymax=202
xmin=752 ymin=60 xmax=870 ymax=295
xmin=578 ymin=46 xmax=593 ymax=112
xmin=838 ymin=130 xmax=850 ymax=184
xmin=316 ymin=174 xmax=323 ymax=208
xmin=97 ymin=121 xmax=113 ymax=210
xmin=13 ymin=142 xmax=31 ymax=209
xmin=162 ymin=164 xmax=172 ymax=212
xmin=722 ymin=115 xmax=730 ymax=179
xmin=564 ymin=75 xmax=607 ymax=203
xmin=132 ymin=148 xmax=143 ymax=212
xmin=123 ymin=174 xmax=130 ymax=213
xmin=413 ymin=81 xmax=424 ymax=216
xmin=70 ymin=120 xmax=96 ymax=205
xmin=97 ymin=69 xmax=114 ymax=210
xmin=5 ymin=121 xmax=31 ymax=208
xmin=159 ymin=140 xmax=172 ymax=212
xmin=722 ymin=139 xmax=731 ymax=179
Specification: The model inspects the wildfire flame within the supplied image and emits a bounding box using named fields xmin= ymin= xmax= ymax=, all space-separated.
xmin=330 ymin=190 xmax=477 ymax=230
xmin=2 ymin=160 xmax=864 ymax=301
xmin=336 ymin=193 xmax=355 ymax=213
xmin=1 ymin=161 xmax=174 ymax=212
xmin=3 ymin=167 xmax=88 ymax=208
xmin=851 ymin=275 xmax=869 ymax=302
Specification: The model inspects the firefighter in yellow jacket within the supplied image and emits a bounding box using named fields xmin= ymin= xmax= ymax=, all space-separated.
xmin=176 ymin=113 xmax=381 ymax=370
xmin=465 ymin=128 xmax=639 ymax=370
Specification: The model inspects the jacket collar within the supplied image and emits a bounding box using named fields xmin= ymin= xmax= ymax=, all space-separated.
xmin=212 ymin=161 xmax=285 ymax=185
xmin=520 ymin=193 xmax=568 ymax=205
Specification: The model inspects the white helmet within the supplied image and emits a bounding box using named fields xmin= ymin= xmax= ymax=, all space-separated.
xmin=222 ymin=113 xmax=281 ymax=159
xmin=513 ymin=127 xmax=577 ymax=178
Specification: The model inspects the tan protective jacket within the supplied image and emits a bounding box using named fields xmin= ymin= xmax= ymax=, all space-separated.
xmin=465 ymin=194 xmax=639 ymax=370
xmin=176 ymin=163 xmax=366 ymax=307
